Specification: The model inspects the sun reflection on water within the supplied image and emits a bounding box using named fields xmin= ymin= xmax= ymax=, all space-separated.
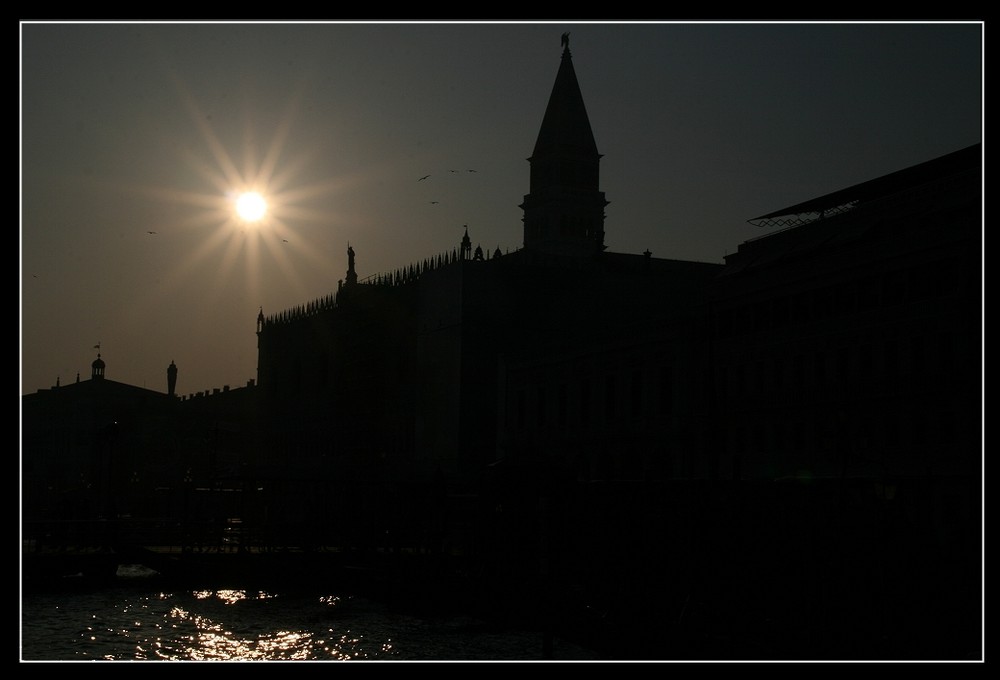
xmin=142 ymin=590 xmax=380 ymax=660
xmin=24 ymin=586 xmax=605 ymax=661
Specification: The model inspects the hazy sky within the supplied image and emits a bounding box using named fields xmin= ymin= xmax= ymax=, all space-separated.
xmin=20 ymin=21 xmax=982 ymax=397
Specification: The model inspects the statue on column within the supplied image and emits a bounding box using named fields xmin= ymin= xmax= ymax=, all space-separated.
xmin=346 ymin=244 xmax=358 ymax=286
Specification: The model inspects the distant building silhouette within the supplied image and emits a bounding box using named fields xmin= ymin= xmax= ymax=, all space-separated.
xmin=22 ymin=352 xmax=180 ymax=521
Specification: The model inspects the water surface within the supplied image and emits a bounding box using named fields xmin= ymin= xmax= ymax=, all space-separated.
xmin=21 ymin=584 xmax=603 ymax=662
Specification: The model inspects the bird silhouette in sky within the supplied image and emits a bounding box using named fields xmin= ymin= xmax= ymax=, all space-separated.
xmin=282 ymin=239 xmax=289 ymax=242
xmin=430 ymin=201 xmax=439 ymax=204
xmin=418 ymin=175 xmax=430 ymax=181
xmin=468 ymin=169 xmax=477 ymax=173
xmin=449 ymin=169 xmax=459 ymax=173
xmin=147 ymin=231 xmax=157 ymax=235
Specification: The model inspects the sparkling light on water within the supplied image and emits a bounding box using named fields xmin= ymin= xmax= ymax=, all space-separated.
xmin=21 ymin=587 xmax=601 ymax=661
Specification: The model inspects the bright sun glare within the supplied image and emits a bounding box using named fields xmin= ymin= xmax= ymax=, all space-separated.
xmin=135 ymin=79 xmax=351 ymax=316
xmin=236 ymin=192 xmax=267 ymax=222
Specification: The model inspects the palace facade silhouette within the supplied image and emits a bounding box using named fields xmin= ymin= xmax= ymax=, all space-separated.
xmin=22 ymin=37 xmax=981 ymax=659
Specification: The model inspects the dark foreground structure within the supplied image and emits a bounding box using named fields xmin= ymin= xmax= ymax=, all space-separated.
xmin=22 ymin=37 xmax=982 ymax=661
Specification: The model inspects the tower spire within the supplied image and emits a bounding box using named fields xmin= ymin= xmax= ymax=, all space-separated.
xmin=461 ymin=225 xmax=472 ymax=260
xmin=520 ymin=34 xmax=608 ymax=257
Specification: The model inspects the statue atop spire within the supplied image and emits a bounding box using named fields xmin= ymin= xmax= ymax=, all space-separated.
xmin=561 ymin=32 xmax=570 ymax=51
xmin=346 ymin=243 xmax=358 ymax=286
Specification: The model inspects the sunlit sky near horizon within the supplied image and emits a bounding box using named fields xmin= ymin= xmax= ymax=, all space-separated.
xmin=20 ymin=21 xmax=982 ymax=397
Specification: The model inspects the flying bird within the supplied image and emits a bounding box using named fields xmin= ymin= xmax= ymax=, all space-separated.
xmin=418 ymin=175 xmax=430 ymax=181
xmin=147 ymin=231 xmax=157 ymax=235
xmin=282 ymin=239 xmax=289 ymax=242
xmin=467 ymin=169 xmax=477 ymax=173
xmin=429 ymin=201 xmax=439 ymax=204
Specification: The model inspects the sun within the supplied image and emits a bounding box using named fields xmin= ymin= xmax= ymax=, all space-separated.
xmin=236 ymin=191 xmax=268 ymax=222
xmin=131 ymin=76 xmax=355 ymax=322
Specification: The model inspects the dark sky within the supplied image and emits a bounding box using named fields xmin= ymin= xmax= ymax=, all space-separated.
xmin=19 ymin=21 xmax=982 ymax=397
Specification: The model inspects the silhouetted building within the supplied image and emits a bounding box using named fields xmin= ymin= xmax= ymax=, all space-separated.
xmin=22 ymin=352 xmax=181 ymax=521
xmin=23 ymin=35 xmax=981 ymax=526
xmin=711 ymin=143 xmax=981 ymax=486
xmin=22 ymin=352 xmax=264 ymax=529
xmin=251 ymin=37 xmax=980 ymax=506
xmin=21 ymin=37 xmax=981 ymax=656
xmin=253 ymin=39 xmax=723 ymax=491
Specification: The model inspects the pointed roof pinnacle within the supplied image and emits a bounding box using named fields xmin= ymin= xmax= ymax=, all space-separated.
xmin=531 ymin=34 xmax=598 ymax=159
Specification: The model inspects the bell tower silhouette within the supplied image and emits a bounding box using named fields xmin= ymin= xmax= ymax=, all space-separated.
xmin=520 ymin=33 xmax=609 ymax=257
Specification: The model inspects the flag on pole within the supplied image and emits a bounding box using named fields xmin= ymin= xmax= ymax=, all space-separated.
xmin=93 ymin=343 xmax=101 ymax=349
